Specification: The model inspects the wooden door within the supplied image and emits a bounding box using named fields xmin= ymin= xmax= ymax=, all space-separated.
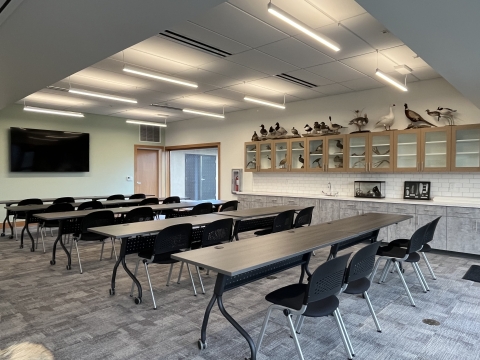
xmin=135 ymin=149 xmax=159 ymax=197
xmin=421 ymin=127 xmax=451 ymax=172
xmin=450 ymin=124 xmax=480 ymax=172
xmin=346 ymin=133 xmax=368 ymax=173
xmin=394 ymin=129 xmax=421 ymax=172
xmin=369 ymin=131 xmax=394 ymax=173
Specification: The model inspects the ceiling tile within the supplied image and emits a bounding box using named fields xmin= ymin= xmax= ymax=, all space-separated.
xmin=228 ymin=0 xmax=334 ymax=36
xmin=190 ymin=2 xmax=288 ymax=48
xmin=176 ymin=93 xmax=243 ymax=108
xmin=285 ymin=87 xmax=325 ymax=100
xmin=411 ymin=66 xmax=442 ymax=81
xmin=257 ymin=38 xmax=334 ymax=68
xmin=110 ymin=107 xmax=173 ymax=120
xmin=380 ymin=45 xmax=429 ymax=69
xmin=284 ymin=69 xmax=335 ymax=86
xmin=199 ymin=58 xmax=268 ymax=81
xmin=307 ymin=61 xmax=365 ymax=82
xmin=314 ymin=83 xmax=353 ymax=95
xmin=227 ymin=50 xmax=299 ymax=75
xmin=173 ymin=67 xmax=242 ymax=88
xmin=24 ymin=91 xmax=96 ymax=107
xmin=340 ymin=52 xmax=397 ymax=77
xmin=109 ymin=50 xmax=193 ymax=75
xmin=227 ymin=83 xmax=299 ymax=103
xmin=204 ymin=88 xmax=257 ymax=109
xmin=340 ymin=77 xmax=384 ymax=91
xmin=307 ymin=0 xmax=367 ymax=21
xmin=168 ymin=21 xmax=251 ymax=55
xmin=247 ymin=77 xmax=307 ymax=93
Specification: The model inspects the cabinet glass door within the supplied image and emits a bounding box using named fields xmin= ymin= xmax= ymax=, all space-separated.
xmin=347 ymin=135 xmax=367 ymax=172
xmin=395 ymin=131 xmax=419 ymax=172
xmin=274 ymin=141 xmax=289 ymax=171
xmin=422 ymin=128 xmax=450 ymax=171
xmin=370 ymin=133 xmax=393 ymax=172
xmin=244 ymin=142 xmax=258 ymax=172
xmin=290 ymin=139 xmax=306 ymax=172
xmin=306 ymin=138 xmax=324 ymax=171
xmin=327 ymin=136 xmax=345 ymax=172
xmin=452 ymin=125 xmax=480 ymax=171
xmin=258 ymin=142 xmax=273 ymax=171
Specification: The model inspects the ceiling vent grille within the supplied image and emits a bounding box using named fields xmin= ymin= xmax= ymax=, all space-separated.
xmin=0 ymin=0 xmax=12 ymax=15
xmin=139 ymin=125 xmax=161 ymax=143
xmin=276 ymin=73 xmax=318 ymax=88
xmin=150 ymin=103 xmax=183 ymax=111
xmin=46 ymin=86 xmax=69 ymax=92
xmin=159 ymin=30 xmax=232 ymax=58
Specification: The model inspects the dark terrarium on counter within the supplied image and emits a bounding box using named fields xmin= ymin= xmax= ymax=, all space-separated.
xmin=354 ymin=181 xmax=385 ymax=198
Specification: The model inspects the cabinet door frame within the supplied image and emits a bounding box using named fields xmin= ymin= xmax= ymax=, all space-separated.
xmin=289 ymin=138 xmax=307 ymax=172
xmin=325 ymin=134 xmax=347 ymax=173
xmin=450 ymin=124 xmax=480 ymax=172
xmin=369 ymin=130 xmax=394 ymax=173
xmin=346 ymin=133 xmax=368 ymax=173
xmin=244 ymin=141 xmax=259 ymax=172
xmin=305 ymin=137 xmax=326 ymax=172
xmin=420 ymin=127 xmax=452 ymax=172
xmin=393 ymin=128 xmax=421 ymax=173
xmin=257 ymin=140 xmax=274 ymax=172
xmin=272 ymin=139 xmax=291 ymax=173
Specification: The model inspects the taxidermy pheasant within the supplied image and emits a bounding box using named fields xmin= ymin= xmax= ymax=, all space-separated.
xmin=404 ymin=103 xmax=436 ymax=127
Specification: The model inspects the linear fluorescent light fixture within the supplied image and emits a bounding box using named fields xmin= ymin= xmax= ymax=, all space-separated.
xmin=126 ymin=119 xmax=167 ymax=127
xmin=183 ymin=108 xmax=224 ymax=119
xmin=375 ymin=69 xmax=408 ymax=92
xmin=244 ymin=96 xmax=285 ymax=109
xmin=123 ymin=66 xmax=198 ymax=88
xmin=69 ymin=88 xmax=137 ymax=103
xmin=267 ymin=3 xmax=340 ymax=52
xmin=24 ymin=106 xmax=84 ymax=117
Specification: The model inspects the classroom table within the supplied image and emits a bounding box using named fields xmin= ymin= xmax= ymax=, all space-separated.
xmin=171 ymin=212 xmax=411 ymax=360
xmin=35 ymin=201 xmax=227 ymax=268
xmin=89 ymin=213 xmax=227 ymax=304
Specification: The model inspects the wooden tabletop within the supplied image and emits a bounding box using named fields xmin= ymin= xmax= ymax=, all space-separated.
xmin=0 ymin=195 xmax=156 ymax=205
xmin=172 ymin=213 xmax=411 ymax=276
xmin=5 ymin=198 xmax=156 ymax=212
xmin=88 ymin=213 xmax=223 ymax=238
xmin=213 ymin=205 xmax=305 ymax=220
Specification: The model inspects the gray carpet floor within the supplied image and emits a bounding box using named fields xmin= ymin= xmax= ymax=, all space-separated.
xmin=1 ymin=228 xmax=480 ymax=360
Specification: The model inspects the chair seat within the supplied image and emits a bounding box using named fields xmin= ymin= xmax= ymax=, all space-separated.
xmin=344 ymin=277 xmax=371 ymax=295
xmin=377 ymin=246 xmax=420 ymax=262
xmin=76 ymin=232 xmax=107 ymax=241
xmin=389 ymin=239 xmax=432 ymax=253
xmin=138 ymin=249 xmax=179 ymax=264
xmin=265 ymin=283 xmax=339 ymax=317
xmin=254 ymin=228 xmax=272 ymax=236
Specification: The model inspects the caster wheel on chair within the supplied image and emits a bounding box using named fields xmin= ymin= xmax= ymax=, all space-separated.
xmin=50 ymin=260 xmax=56 ymax=265
xmin=30 ymin=247 xmax=35 ymax=252
xmin=1 ymin=233 xmax=5 ymax=237
xmin=198 ymin=340 xmax=207 ymax=350
xmin=66 ymin=265 xmax=71 ymax=270
xmin=134 ymin=297 xmax=142 ymax=305
xmin=109 ymin=289 xmax=115 ymax=296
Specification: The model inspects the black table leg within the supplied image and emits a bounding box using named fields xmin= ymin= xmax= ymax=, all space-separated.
xmin=110 ymin=254 xmax=122 ymax=295
xmin=233 ymin=220 xmax=241 ymax=241
xmin=50 ymin=220 xmax=70 ymax=268
xmin=199 ymin=294 xmax=217 ymax=349
xmin=24 ymin=213 xmax=35 ymax=252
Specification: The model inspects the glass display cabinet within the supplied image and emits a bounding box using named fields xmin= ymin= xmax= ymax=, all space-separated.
xmin=326 ymin=135 xmax=345 ymax=172
xmin=244 ymin=141 xmax=273 ymax=172
xmin=306 ymin=138 xmax=325 ymax=172
xmin=369 ymin=132 xmax=394 ymax=172
xmin=289 ymin=139 xmax=306 ymax=172
xmin=273 ymin=140 xmax=289 ymax=172
xmin=347 ymin=134 xmax=367 ymax=172
xmin=394 ymin=130 xmax=420 ymax=172
xmin=421 ymin=127 xmax=451 ymax=172
xmin=451 ymin=124 xmax=480 ymax=171
xmin=258 ymin=142 xmax=273 ymax=171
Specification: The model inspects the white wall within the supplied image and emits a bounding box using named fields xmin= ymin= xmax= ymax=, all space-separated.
xmin=165 ymin=78 xmax=480 ymax=199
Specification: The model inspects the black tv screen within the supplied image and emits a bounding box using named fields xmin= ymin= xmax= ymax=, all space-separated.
xmin=10 ymin=127 xmax=89 ymax=172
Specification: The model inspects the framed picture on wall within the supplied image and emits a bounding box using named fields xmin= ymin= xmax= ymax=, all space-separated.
xmin=403 ymin=181 xmax=431 ymax=200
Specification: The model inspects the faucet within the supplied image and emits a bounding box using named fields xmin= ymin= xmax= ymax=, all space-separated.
xmin=322 ymin=182 xmax=338 ymax=197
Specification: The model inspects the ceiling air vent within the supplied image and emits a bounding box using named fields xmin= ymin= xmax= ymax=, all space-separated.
xmin=46 ymin=86 xmax=69 ymax=92
xmin=276 ymin=73 xmax=318 ymax=88
xmin=139 ymin=125 xmax=161 ymax=143
xmin=0 ymin=0 xmax=12 ymax=14
xmin=150 ymin=103 xmax=183 ymax=111
xmin=159 ymin=30 xmax=232 ymax=58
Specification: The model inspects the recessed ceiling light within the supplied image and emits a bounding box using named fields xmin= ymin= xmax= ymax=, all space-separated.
xmin=375 ymin=69 xmax=408 ymax=92
xmin=24 ymin=106 xmax=84 ymax=117
xmin=244 ymin=96 xmax=285 ymax=109
xmin=126 ymin=119 xmax=167 ymax=127
xmin=69 ymin=88 xmax=137 ymax=103
xmin=183 ymin=108 xmax=224 ymax=119
xmin=123 ymin=66 xmax=198 ymax=88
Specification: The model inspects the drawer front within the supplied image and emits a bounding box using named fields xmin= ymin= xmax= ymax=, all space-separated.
xmin=264 ymin=196 xmax=283 ymax=206
xmin=446 ymin=217 xmax=480 ymax=255
xmin=416 ymin=205 xmax=446 ymax=216
xmin=340 ymin=201 xmax=363 ymax=210
xmin=388 ymin=204 xmax=416 ymax=214
xmin=237 ymin=195 xmax=251 ymax=203
xmin=362 ymin=202 xmax=388 ymax=213
xmin=251 ymin=195 xmax=266 ymax=203
xmin=283 ymin=197 xmax=300 ymax=206
xmin=446 ymin=207 xmax=480 ymax=219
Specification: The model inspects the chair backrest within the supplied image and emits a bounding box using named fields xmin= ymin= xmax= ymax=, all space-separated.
xmin=80 ymin=210 xmax=115 ymax=235
xmin=344 ymin=242 xmax=381 ymax=284
xmin=190 ymin=202 xmax=213 ymax=216
xmin=124 ymin=207 xmax=154 ymax=223
xmin=272 ymin=210 xmax=295 ymax=233
xmin=201 ymin=218 xmax=233 ymax=248
xmin=154 ymin=223 xmax=192 ymax=255
xmin=77 ymin=200 xmax=104 ymax=211
xmin=424 ymin=216 xmax=441 ymax=244
xmin=45 ymin=203 xmax=75 ymax=213
xmin=139 ymin=198 xmax=159 ymax=206
xmin=304 ymin=253 xmax=351 ymax=305
xmin=162 ymin=196 xmax=180 ymax=204
xmin=294 ymin=207 xmax=314 ymax=228
xmin=52 ymin=197 xmax=75 ymax=204
xmin=219 ymin=200 xmax=239 ymax=212
xmin=406 ymin=222 xmax=430 ymax=254
xmin=18 ymin=198 xmax=43 ymax=206
xmin=129 ymin=193 xmax=146 ymax=200
xmin=106 ymin=194 xmax=125 ymax=201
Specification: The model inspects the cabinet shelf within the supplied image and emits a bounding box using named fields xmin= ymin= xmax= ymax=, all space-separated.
xmin=425 ymin=140 xmax=447 ymax=144
xmin=371 ymin=143 xmax=390 ymax=146
xmin=246 ymin=151 xmax=256 ymax=153
xmin=425 ymin=153 xmax=447 ymax=156
xmin=292 ymin=149 xmax=304 ymax=151
xmin=349 ymin=145 xmax=365 ymax=148
xmin=398 ymin=142 xmax=417 ymax=145
xmin=309 ymin=153 xmax=323 ymax=156
xmin=397 ymin=154 xmax=417 ymax=156
xmin=457 ymin=152 xmax=480 ymax=155
xmin=350 ymin=155 xmax=366 ymax=158
xmin=372 ymin=154 xmax=390 ymax=157
xmin=260 ymin=150 xmax=271 ymax=152
xmin=457 ymin=139 xmax=479 ymax=143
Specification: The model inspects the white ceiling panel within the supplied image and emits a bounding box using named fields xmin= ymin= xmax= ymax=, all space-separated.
xmin=307 ymin=0 xmax=367 ymax=21
xmin=285 ymin=87 xmax=326 ymax=100
xmin=340 ymin=52 xmax=397 ymax=77
xmin=247 ymin=77 xmax=308 ymax=93
xmin=227 ymin=83 xmax=299 ymax=103
xmin=132 ymin=36 xmax=219 ymax=67
xmin=109 ymin=50 xmax=193 ymax=75
xmin=380 ymin=45 xmax=429 ymax=69
xmin=190 ymin=3 xmax=288 ymax=48
xmin=168 ymin=21 xmax=251 ymax=55
xmin=307 ymin=61 xmax=365 ymax=82
xmin=199 ymin=58 xmax=268 ymax=82
xmin=227 ymin=0 xmax=334 ymax=36
xmin=23 ymin=91 xmax=95 ymax=107
xmin=410 ymin=66 xmax=441 ymax=81
xmin=204 ymin=88 xmax=257 ymax=109
xmin=173 ymin=67 xmax=242 ymax=88
xmin=257 ymin=38 xmax=334 ymax=68
xmin=341 ymin=13 xmax=404 ymax=50
xmin=177 ymin=93 xmax=243 ymax=108
xmin=314 ymin=83 xmax=353 ymax=95
xmin=111 ymin=107 xmax=173 ymax=120
xmin=340 ymin=77 xmax=383 ymax=91
xmin=227 ymin=50 xmax=298 ymax=75
xmin=284 ymin=69 xmax=335 ymax=86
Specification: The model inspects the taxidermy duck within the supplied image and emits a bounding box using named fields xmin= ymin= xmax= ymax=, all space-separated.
xmin=329 ymin=116 xmax=345 ymax=134
xmin=259 ymin=124 xmax=268 ymax=137
xmin=304 ymin=124 xmax=313 ymax=134
xmin=375 ymin=104 xmax=395 ymax=131
xmin=251 ymin=131 xmax=259 ymax=141
xmin=426 ymin=109 xmax=441 ymax=121
xmin=278 ymin=154 xmax=287 ymax=169
xmin=349 ymin=110 xmax=369 ymax=132
xmin=299 ymin=154 xmax=304 ymax=168
xmin=291 ymin=127 xmax=299 ymax=136
xmin=437 ymin=107 xmax=457 ymax=117
xmin=404 ymin=103 xmax=436 ymax=127
xmin=275 ymin=122 xmax=287 ymax=136
xmin=313 ymin=122 xmax=321 ymax=132
xmin=246 ymin=157 xmax=256 ymax=169
xmin=336 ymin=140 xmax=343 ymax=151
xmin=268 ymin=126 xmax=276 ymax=136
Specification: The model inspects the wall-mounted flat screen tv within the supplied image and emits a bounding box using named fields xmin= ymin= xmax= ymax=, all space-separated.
xmin=10 ymin=127 xmax=89 ymax=172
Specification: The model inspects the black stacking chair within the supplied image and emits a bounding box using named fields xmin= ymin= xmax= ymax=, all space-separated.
xmin=36 ymin=203 xmax=74 ymax=253
xmin=13 ymin=198 xmax=43 ymax=239
xmin=53 ymin=197 xmax=75 ymax=204
xmin=190 ymin=202 xmax=213 ymax=215
xmin=293 ymin=207 xmax=314 ymax=228
xmin=77 ymin=200 xmax=104 ymax=211
xmin=124 ymin=207 xmax=154 ymax=224
xmin=129 ymin=193 xmax=146 ymax=200
xmin=370 ymin=222 xmax=430 ymax=307
xmin=105 ymin=194 xmax=125 ymax=209
xmin=387 ymin=217 xmax=441 ymax=280
xmin=71 ymin=210 xmax=115 ymax=273
xmin=342 ymin=242 xmax=382 ymax=332
xmin=161 ymin=196 xmax=180 ymax=218
xmin=139 ymin=198 xmax=159 ymax=206
xmin=256 ymin=254 xmax=354 ymax=360
xmin=219 ymin=200 xmax=239 ymax=212
xmin=131 ymin=223 xmax=192 ymax=309
xmin=254 ymin=209 xmax=295 ymax=236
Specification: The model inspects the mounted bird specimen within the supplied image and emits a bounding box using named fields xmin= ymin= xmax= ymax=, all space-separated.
xmin=268 ymin=126 xmax=276 ymax=136
xmin=251 ymin=131 xmax=260 ymax=141
xmin=426 ymin=109 xmax=441 ymax=122
xmin=336 ymin=140 xmax=343 ymax=151
xmin=304 ymin=124 xmax=313 ymax=134
xmin=246 ymin=157 xmax=256 ymax=169
xmin=312 ymin=157 xmax=322 ymax=168
xmin=291 ymin=127 xmax=299 ymax=136
xmin=278 ymin=154 xmax=287 ymax=169
xmin=319 ymin=122 xmax=329 ymax=134
xmin=349 ymin=110 xmax=369 ymax=133
xmin=329 ymin=116 xmax=345 ymax=134
xmin=313 ymin=122 xmax=321 ymax=132
xmin=404 ymin=103 xmax=437 ymax=128
xmin=333 ymin=155 xmax=343 ymax=168
xmin=298 ymin=154 xmax=304 ymax=168
xmin=275 ymin=122 xmax=287 ymax=136
xmin=437 ymin=107 xmax=457 ymax=125
xmin=259 ymin=124 xmax=268 ymax=137
xmin=375 ymin=104 xmax=395 ymax=131
xmin=314 ymin=143 xmax=323 ymax=153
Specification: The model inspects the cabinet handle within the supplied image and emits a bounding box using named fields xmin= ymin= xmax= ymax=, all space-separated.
xmin=417 ymin=163 xmax=419 ymax=171
xmin=347 ymin=204 xmax=356 ymax=208
xmin=422 ymin=162 xmax=424 ymax=171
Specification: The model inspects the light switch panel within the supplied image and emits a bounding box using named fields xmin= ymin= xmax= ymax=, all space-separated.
xmin=126 ymin=176 xmax=133 ymax=181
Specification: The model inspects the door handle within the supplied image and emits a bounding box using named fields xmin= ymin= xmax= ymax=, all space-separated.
xmin=137 ymin=182 xmax=141 ymax=184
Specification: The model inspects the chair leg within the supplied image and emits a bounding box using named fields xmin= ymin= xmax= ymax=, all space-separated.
xmin=295 ymin=315 xmax=306 ymax=334
xmin=186 ymin=263 xmax=197 ymax=296
xmin=144 ymin=261 xmax=157 ymax=310
xmin=379 ymin=259 xmax=392 ymax=284
xmin=333 ymin=309 xmax=353 ymax=360
xmin=166 ymin=264 xmax=174 ymax=286
xmin=130 ymin=259 xmax=141 ymax=297
xmin=370 ymin=257 xmax=382 ymax=282
xmin=50 ymin=228 xmax=54 ymax=237
xmin=393 ymin=261 xmax=415 ymax=306
xmin=36 ymin=224 xmax=40 ymax=249
xmin=336 ymin=307 xmax=354 ymax=356
xmin=412 ymin=262 xmax=429 ymax=292
xmin=110 ymin=238 xmax=117 ymax=260
xmin=206 ymin=269 xmax=210 ymax=276
xmin=73 ymin=240 xmax=83 ymax=274
xmin=195 ymin=266 xmax=205 ymax=294
xmin=100 ymin=240 xmax=105 ymax=261
xmin=256 ymin=306 xmax=275 ymax=356
xmin=177 ymin=262 xmax=185 ymax=284
xmin=40 ymin=225 xmax=46 ymax=253
xmin=286 ymin=313 xmax=305 ymax=360
xmin=363 ymin=291 xmax=382 ymax=332
xmin=421 ymin=252 xmax=437 ymax=280
xmin=13 ymin=216 xmax=17 ymax=240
